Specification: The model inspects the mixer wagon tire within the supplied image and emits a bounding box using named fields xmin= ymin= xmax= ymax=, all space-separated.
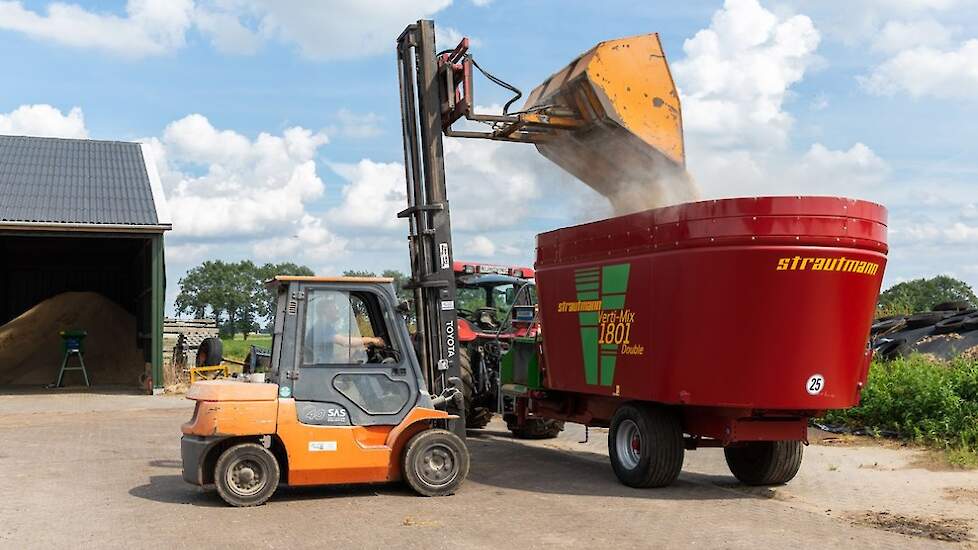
xmin=214 ymin=443 xmax=280 ymax=507
xmin=402 ymin=429 xmax=469 ymax=497
xmin=507 ymin=417 xmax=564 ymax=439
xmin=724 ymin=441 xmax=803 ymax=486
xmin=459 ymin=348 xmax=491 ymax=429
xmin=608 ymin=404 xmax=684 ymax=488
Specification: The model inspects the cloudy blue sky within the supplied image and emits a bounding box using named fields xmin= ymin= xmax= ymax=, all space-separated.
xmin=1 ymin=0 xmax=977 ymax=313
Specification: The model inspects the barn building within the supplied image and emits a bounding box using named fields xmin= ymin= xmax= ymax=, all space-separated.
xmin=0 ymin=135 xmax=171 ymax=391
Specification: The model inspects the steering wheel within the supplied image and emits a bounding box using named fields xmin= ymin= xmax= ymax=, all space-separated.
xmin=367 ymin=343 xmax=399 ymax=364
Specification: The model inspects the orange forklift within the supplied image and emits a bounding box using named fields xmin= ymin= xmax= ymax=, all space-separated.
xmin=181 ymin=276 xmax=471 ymax=506
xmin=180 ymin=20 xmax=474 ymax=506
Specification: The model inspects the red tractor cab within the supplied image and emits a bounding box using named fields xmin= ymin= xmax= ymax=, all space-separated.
xmin=453 ymin=261 xmax=536 ymax=341
xmin=451 ymin=262 xmax=560 ymax=437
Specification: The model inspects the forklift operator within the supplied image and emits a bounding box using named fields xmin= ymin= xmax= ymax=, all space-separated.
xmin=305 ymin=291 xmax=386 ymax=365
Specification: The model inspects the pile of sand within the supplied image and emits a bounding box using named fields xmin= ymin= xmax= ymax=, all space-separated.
xmin=0 ymin=292 xmax=146 ymax=387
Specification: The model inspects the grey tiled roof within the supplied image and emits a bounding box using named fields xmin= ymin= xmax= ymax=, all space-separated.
xmin=0 ymin=135 xmax=163 ymax=226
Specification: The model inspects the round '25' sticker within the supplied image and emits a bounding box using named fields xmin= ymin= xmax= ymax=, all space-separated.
xmin=806 ymin=373 xmax=825 ymax=395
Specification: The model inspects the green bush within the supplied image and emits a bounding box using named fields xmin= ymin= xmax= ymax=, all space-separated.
xmin=823 ymin=355 xmax=978 ymax=454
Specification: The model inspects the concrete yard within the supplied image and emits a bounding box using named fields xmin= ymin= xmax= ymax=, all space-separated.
xmin=2 ymin=391 xmax=977 ymax=549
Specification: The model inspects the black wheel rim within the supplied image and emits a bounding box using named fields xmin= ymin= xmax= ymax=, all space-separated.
xmin=226 ymin=457 xmax=266 ymax=497
xmin=415 ymin=443 xmax=458 ymax=488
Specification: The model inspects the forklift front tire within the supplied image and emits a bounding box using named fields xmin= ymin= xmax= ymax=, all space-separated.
xmin=214 ymin=443 xmax=280 ymax=507
xmin=402 ymin=429 xmax=469 ymax=497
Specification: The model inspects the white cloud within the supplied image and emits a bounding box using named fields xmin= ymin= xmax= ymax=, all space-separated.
xmin=944 ymin=222 xmax=978 ymax=242
xmin=193 ymin=6 xmax=262 ymax=54
xmin=809 ymin=94 xmax=829 ymax=111
xmin=0 ymin=0 xmax=453 ymax=59
xmin=893 ymin=221 xmax=978 ymax=244
xmin=465 ymin=235 xmax=495 ymax=257
xmin=795 ymin=142 xmax=889 ymax=185
xmin=251 ymin=214 xmax=346 ymax=261
xmin=443 ymin=137 xmax=545 ymax=230
xmin=329 ymin=109 xmax=383 ymax=140
xmin=962 ymin=203 xmax=978 ymax=219
xmin=870 ymin=18 xmax=954 ymax=54
xmin=0 ymin=104 xmax=88 ymax=138
xmin=328 ymin=159 xmax=407 ymax=231
xmin=689 ymin=141 xmax=889 ymax=200
xmin=0 ymin=0 xmax=194 ymax=57
xmin=860 ymin=39 xmax=978 ymax=99
xmin=165 ymin=242 xmax=214 ymax=267
xmin=780 ymin=0 xmax=964 ymax=45
xmin=240 ymin=0 xmax=452 ymax=60
xmin=436 ymin=26 xmax=481 ymax=52
xmin=672 ymin=0 xmax=820 ymax=148
xmin=151 ymin=114 xmax=330 ymax=239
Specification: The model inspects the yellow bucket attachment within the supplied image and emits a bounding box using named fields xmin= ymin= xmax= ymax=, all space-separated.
xmin=523 ymin=33 xmax=697 ymax=213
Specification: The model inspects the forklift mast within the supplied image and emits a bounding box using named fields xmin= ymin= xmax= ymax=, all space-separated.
xmin=396 ymin=20 xmax=466 ymax=436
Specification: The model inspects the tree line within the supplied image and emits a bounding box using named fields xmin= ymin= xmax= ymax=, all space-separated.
xmin=174 ymin=261 xmax=409 ymax=338
xmin=877 ymin=275 xmax=977 ymax=316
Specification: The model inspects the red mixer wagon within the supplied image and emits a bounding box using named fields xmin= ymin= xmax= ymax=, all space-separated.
xmin=501 ymin=196 xmax=888 ymax=487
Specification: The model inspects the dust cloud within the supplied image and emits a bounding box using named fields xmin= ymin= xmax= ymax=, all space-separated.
xmin=534 ymin=124 xmax=701 ymax=218
xmin=603 ymin=159 xmax=701 ymax=216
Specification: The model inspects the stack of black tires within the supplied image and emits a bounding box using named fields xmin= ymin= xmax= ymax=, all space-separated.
xmin=872 ymin=301 xmax=978 ymax=360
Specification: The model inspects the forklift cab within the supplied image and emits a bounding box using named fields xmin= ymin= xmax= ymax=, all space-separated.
xmin=267 ymin=276 xmax=434 ymax=425
xmin=180 ymin=276 xmax=468 ymax=507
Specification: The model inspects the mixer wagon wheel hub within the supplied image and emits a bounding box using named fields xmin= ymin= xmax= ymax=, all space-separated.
xmin=616 ymin=419 xmax=643 ymax=470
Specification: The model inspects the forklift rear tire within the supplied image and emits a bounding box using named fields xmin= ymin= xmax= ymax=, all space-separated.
xmin=724 ymin=440 xmax=803 ymax=486
xmin=609 ymin=404 xmax=684 ymax=488
xmin=214 ymin=443 xmax=280 ymax=507
xmin=402 ymin=429 xmax=469 ymax=497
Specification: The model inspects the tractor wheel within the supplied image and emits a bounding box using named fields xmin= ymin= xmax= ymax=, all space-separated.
xmin=459 ymin=347 xmax=491 ymax=429
xmin=724 ymin=441 xmax=804 ymax=486
xmin=196 ymin=337 xmax=223 ymax=367
xmin=402 ymin=429 xmax=469 ymax=497
xmin=214 ymin=443 xmax=280 ymax=507
xmin=507 ymin=417 xmax=564 ymax=439
xmin=608 ymin=404 xmax=684 ymax=488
